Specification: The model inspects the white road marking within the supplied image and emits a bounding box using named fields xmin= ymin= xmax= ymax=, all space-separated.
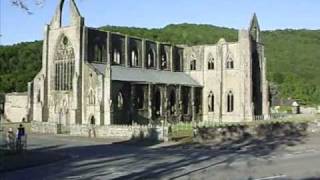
xmin=66 ymin=175 xmax=83 ymax=179
xmin=254 ymin=174 xmax=287 ymax=180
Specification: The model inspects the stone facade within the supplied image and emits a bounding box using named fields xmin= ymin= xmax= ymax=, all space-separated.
xmin=4 ymin=93 xmax=29 ymax=122
xmin=4 ymin=0 xmax=270 ymax=138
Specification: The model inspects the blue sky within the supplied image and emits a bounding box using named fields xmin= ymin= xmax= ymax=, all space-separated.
xmin=1 ymin=0 xmax=319 ymax=45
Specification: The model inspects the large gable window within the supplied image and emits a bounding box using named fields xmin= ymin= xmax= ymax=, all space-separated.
xmin=54 ymin=36 xmax=75 ymax=91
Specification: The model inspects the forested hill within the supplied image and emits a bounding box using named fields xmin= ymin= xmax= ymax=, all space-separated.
xmin=1 ymin=24 xmax=320 ymax=104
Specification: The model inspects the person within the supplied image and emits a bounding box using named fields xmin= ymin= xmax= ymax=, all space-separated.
xmin=17 ymin=124 xmax=25 ymax=139
xmin=6 ymin=128 xmax=15 ymax=151
xmin=16 ymin=124 xmax=26 ymax=152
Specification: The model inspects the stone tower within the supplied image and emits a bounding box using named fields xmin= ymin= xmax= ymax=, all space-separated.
xmin=31 ymin=0 xmax=85 ymax=130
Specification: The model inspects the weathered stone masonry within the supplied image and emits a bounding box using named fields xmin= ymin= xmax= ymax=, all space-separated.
xmin=4 ymin=0 xmax=270 ymax=139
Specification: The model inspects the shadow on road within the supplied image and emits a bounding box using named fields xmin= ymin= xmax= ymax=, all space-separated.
xmin=2 ymin=125 xmax=317 ymax=180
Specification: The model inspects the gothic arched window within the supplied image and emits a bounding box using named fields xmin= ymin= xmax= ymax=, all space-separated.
xmin=161 ymin=53 xmax=167 ymax=69
xmin=113 ymin=49 xmax=121 ymax=64
xmin=117 ymin=91 xmax=124 ymax=109
xmin=54 ymin=36 xmax=75 ymax=91
xmin=131 ymin=49 xmax=138 ymax=67
xmin=226 ymin=54 xmax=234 ymax=69
xmin=208 ymin=91 xmax=214 ymax=112
xmin=227 ymin=91 xmax=234 ymax=112
xmin=37 ymin=89 xmax=41 ymax=103
xmin=169 ymin=90 xmax=176 ymax=115
xmin=94 ymin=44 xmax=102 ymax=62
xmin=135 ymin=85 xmax=144 ymax=109
xmin=147 ymin=49 xmax=155 ymax=68
xmin=208 ymin=54 xmax=214 ymax=70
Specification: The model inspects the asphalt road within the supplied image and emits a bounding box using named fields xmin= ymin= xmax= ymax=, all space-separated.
xmin=1 ymin=134 xmax=320 ymax=180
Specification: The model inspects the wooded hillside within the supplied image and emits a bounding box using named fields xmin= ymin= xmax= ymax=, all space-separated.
xmin=1 ymin=24 xmax=319 ymax=104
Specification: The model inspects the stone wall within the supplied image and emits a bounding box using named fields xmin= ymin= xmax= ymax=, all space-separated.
xmin=31 ymin=121 xmax=57 ymax=134
xmin=4 ymin=93 xmax=29 ymax=123
xmin=193 ymin=118 xmax=320 ymax=143
xmin=69 ymin=124 xmax=168 ymax=141
xmin=0 ymin=122 xmax=31 ymax=134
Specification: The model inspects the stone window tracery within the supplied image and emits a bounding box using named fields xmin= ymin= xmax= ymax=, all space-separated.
xmin=54 ymin=36 xmax=75 ymax=91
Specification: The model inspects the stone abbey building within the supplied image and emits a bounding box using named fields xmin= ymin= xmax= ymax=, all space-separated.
xmin=5 ymin=0 xmax=270 ymax=129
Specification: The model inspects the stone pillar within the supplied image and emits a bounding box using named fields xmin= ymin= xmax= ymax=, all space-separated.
xmin=27 ymin=82 xmax=33 ymax=121
xmin=177 ymin=85 xmax=182 ymax=122
xmin=103 ymin=35 xmax=112 ymax=125
xmin=239 ymin=30 xmax=254 ymax=121
xmin=191 ymin=87 xmax=196 ymax=122
xmin=130 ymin=84 xmax=135 ymax=124
xmin=170 ymin=46 xmax=174 ymax=72
xmin=142 ymin=39 xmax=146 ymax=68
xmin=125 ymin=35 xmax=129 ymax=67
xmin=163 ymin=85 xmax=168 ymax=123
xmin=156 ymin=42 xmax=161 ymax=70
xmin=262 ymin=56 xmax=270 ymax=119
xmin=148 ymin=83 xmax=153 ymax=121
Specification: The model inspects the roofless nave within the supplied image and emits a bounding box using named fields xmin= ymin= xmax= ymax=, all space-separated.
xmin=4 ymin=0 xmax=270 ymax=132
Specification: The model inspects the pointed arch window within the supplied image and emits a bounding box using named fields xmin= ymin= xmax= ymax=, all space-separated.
xmin=208 ymin=91 xmax=214 ymax=112
xmin=208 ymin=54 xmax=214 ymax=70
xmin=113 ymin=49 xmax=121 ymax=64
xmin=117 ymin=91 xmax=124 ymax=109
xmin=147 ymin=49 xmax=155 ymax=68
xmin=227 ymin=91 xmax=234 ymax=112
xmin=37 ymin=89 xmax=41 ymax=103
xmin=94 ymin=45 xmax=102 ymax=62
xmin=226 ymin=56 xmax=234 ymax=69
xmin=161 ymin=53 xmax=167 ymax=69
xmin=54 ymin=36 xmax=75 ymax=91
xmin=130 ymin=49 xmax=139 ymax=67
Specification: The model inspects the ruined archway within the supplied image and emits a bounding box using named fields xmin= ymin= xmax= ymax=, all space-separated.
xmin=153 ymin=89 xmax=161 ymax=118
xmin=169 ymin=90 xmax=176 ymax=115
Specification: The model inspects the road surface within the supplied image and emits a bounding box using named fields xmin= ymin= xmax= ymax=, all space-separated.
xmin=1 ymin=133 xmax=320 ymax=180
